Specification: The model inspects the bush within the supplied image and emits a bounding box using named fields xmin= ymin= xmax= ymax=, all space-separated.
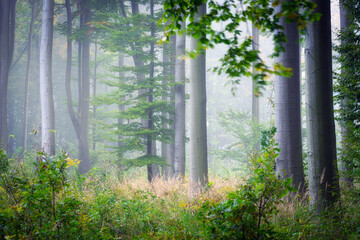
xmin=198 ymin=128 xmax=295 ymax=239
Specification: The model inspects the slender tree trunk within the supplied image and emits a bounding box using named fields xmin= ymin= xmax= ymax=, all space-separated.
xmin=6 ymin=0 xmax=17 ymax=157
xmin=22 ymin=0 xmax=36 ymax=155
xmin=168 ymin=35 xmax=176 ymax=175
xmin=118 ymin=54 xmax=125 ymax=167
xmin=147 ymin=0 xmax=159 ymax=182
xmin=77 ymin=3 xmax=83 ymax=115
xmin=190 ymin=4 xmax=208 ymax=195
xmin=274 ymin=1 xmax=305 ymax=192
xmin=0 ymin=0 xmax=10 ymax=150
xmin=78 ymin=0 xmax=91 ymax=174
xmin=251 ymin=24 xmax=259 ymax=123
xmin=39 ymin=0 xmax=55 ymax=155
xmin=305 ymin=0 xmax=339 ymax=212
xmin=174 ymin=21 xmax=186 ymax=178
xmin=92 ymin=42 xmax=97 ymax=151
xmin=161 ymin=40 xmax=170 ymax=177
xmin=339 ymin=1 xmax=353 ymax=187
xmin=65 ymin=0 xmax=81 ymax=147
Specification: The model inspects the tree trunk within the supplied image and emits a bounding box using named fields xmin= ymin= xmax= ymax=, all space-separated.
xmin=22 ymin=0 xmax=36 ymax=155
xmin=274 ymin=1 xmax=305 ymax=192
xmin=305 ymin=0 xmax=339 ymax=212
xmin=147 ymin=0 xmax=159 ymax=182
xmin=92 ymin=42 xmax=97 ymax=151
xmin=161 ymin=39 xmax=171 ymax=177
xmin=118 ymin=53 xmax=125 ymax=169
xmin=339 ymin=0 xmax=353 ymax=187
xmin=65 ymin=0 xmax=81 ymax=147
xmin=39 ymin=0 xmax=55 ymax=155
xmin=0 ymin=0 xmax=10 ymax=150
xmin=251 ymin=24 xmax=260 ymax=123
xmin=174 ymin=21 xmax=186 ymax=178
xmin=190 ymin=3 xmax=208 ymax=195
xmin=78 ymin=0 xmax=91 ymax=174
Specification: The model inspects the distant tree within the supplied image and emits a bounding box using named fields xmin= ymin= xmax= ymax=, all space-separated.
xmin=189 ymin=3 xmax=208 ymax=195
xmin=305 ymin=0 xmax=339 ymax=212
xmin=77 ymin=0 xmax=91 ymax=174
xmin=274 ymin=0 xmax=305 ymax=192
xmin=22 ymin=0 xmax=37 ymax=155
xmin=63 ymin=0 xmax=92 ymax=173
xmin=92 ymin=0 xmax=173 ymax=179
xmin=251 ymin=24 xmax=259 ymax=124
xmin=39 ymin=0 xmax=55 ymax=155
xmin=174 ymin=21 xmax=186 ymax=178
xmin=0 ymin=0 xmax=17 ymax=151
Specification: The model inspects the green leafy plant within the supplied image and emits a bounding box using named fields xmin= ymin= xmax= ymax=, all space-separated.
xmin=198 ymin=127 xmax=295 ymax=239
xmin=0 ymin=151 xmax=83 ymax=239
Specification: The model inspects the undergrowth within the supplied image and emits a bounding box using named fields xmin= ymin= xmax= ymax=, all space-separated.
xmin=0 ymin=137 xmax=359 ymax=239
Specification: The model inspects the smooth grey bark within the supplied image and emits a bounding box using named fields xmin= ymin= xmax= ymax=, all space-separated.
xmin=274 ymin=2 xmax=305 ymax=192
xmin=0 ymin=0 xmax=11 ymax=150
xmin=305 ymin=0 xmax=339 ymax=212
xmin=161 ymin=41 xmax=172 ymax=178
xmin=190 ymin=3 xmax=208 ymax=195
xmin=117 ymin=54 xmax=125 ymax=167
xmin=169 ymin=35 xmax=176 ymax=174
xmin=174 ymin=22 xmax=186 ymax=178
xmin=92 ymin=42 xmax=98 ymax=151
xmin=251 ymin=24 xmax=259 ymax=123
xmin=65 ymin=0 xmax=81 ymax=152
xmin=339 ymin=1 xmax=353 ymax=187
xmin=22 ymin=0 xmax=36 ymax=155
xmin=5 ymin=0 xmax=16 ymax=157
xmin=78 ymin=0 xmax=91 ymax=174
xmin=39 ymin=0 xmax=55 ymax=155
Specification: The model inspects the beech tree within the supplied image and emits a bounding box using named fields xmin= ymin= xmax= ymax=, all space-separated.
xmin=274 ymin=0 xmax=305 ymax=191
xmin=22 ymin=0 xmax=37 ymax=155
xmin=189 ymin=3 xmax=208 ymax=194
xmin=39 ymin=0 xmax=55 ymax=155
xmin=305 ymin=0 xmax=339 ymax=211
xmin=0 ymin=0 xmax=17 ymax=151
xmin=251 ymin=24 xmax=259 ymax=124
xmin=174 ymin=22 xmax=186 ymax=178
xmin=64 ymin=0 xmax=91 ymax=173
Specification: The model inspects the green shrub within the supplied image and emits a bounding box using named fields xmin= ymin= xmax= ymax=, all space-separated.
xmin=0 ymin=150 xmax=83 ymax=239
xmin=198 ymin=128 xmax=295 ymax=240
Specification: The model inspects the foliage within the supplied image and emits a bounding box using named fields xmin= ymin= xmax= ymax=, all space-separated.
xmin=161 ymin=0 xmax=321 ymax=93
xmin=334 ymin=0 xmax=360 ymax=184
xmin=90 ymin=1 xmax=173 ymax=169
xmin=198 ymin=127 xmax=295 ymax=239
xmin=1 ymin=148 xmax=359 ymax=239
xmin=210 ymin=110 xmax=264 ymax=176
xmin=0 ymin=150 xmax=83 ymax=239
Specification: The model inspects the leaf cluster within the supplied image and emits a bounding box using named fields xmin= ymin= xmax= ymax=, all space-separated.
xmin=162 ymin=0 xmax=320 ymax=91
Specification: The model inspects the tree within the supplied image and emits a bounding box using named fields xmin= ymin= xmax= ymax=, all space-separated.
xmin=39 ymin=0 xmax=55 ymax=155
xmin=335 ymin=0 xmax=360 ymax=186
xmin=251 ymin=24 xmax=260 ymax=124
xmin=189 ymin=3 xmax=208 ymax=195
xmin=78 ymin=0 xmax=91 ymax=174
xmin=305 ymin=0 xmax=339 ymax=212
xmin=64 ymin=0 xmax=92 ymax=173
xmin=22 ymin=0 xmax=37 ymax=155
xmin=0 ymin=0 xmax=17 ymax=151
xmin=91 ymin=0 xmax=173 ymax=179
xmin=174 ymin=22 xmax=186 ymax=178
xmin=274 ymin=0 xmax=305 ymax=192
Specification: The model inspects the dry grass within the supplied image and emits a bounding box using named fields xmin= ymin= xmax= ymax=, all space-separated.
xmin=112 ymin=175 xmax=242 ymax=200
